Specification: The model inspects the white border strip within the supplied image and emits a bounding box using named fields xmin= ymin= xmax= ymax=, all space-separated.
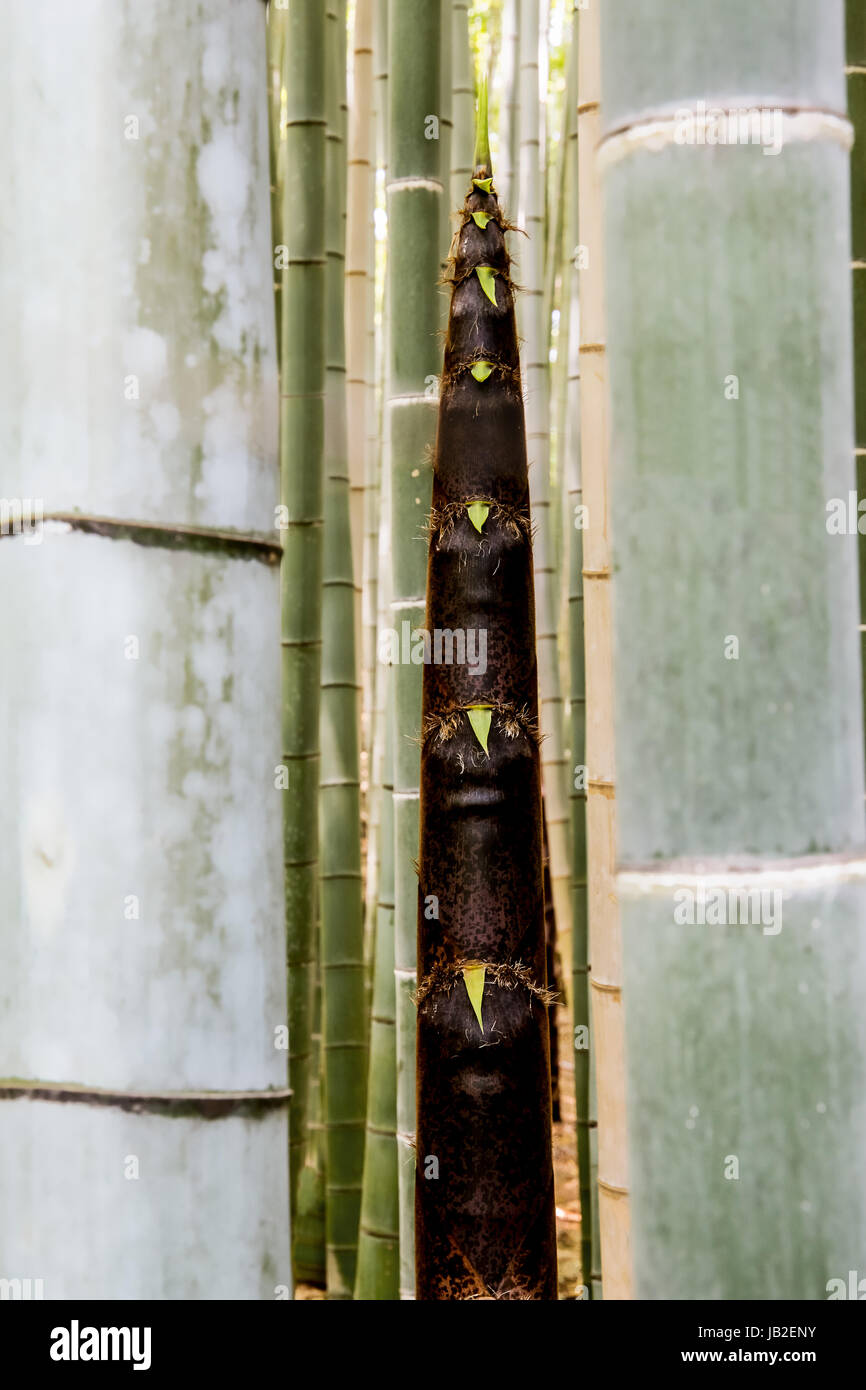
xmin=598 ymin=110 xmax=853 ymax=171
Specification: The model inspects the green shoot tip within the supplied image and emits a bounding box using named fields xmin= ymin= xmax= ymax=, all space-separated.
xmin=473 ymin=75 xmax=492 ymax=180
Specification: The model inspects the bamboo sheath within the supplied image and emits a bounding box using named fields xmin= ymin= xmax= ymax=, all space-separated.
xmin=576 ymin=0 xmax=631 ymax=1299
xmin=602 ymin=0 xmax=866 ymax=1297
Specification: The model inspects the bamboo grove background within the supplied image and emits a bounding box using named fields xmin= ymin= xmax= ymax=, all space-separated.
xmin=1 ymin=0 xmax=865 ymax=1302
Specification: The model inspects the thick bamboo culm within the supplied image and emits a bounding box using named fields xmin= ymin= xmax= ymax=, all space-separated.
xmin=602 ymin=0 xmax=866 ymax=1297
xmin=387 ymin=0 xmax=444 ymax=1300
xmin=415 ymin=89 xmax=557 ymax=1301
xmin=577 ymin=0 xmax=631 ymax=1298
xmin=0 ymin=0 xmax=290 ymax=1296
xmin=320 ymin=0 xmax=368 ymax=1300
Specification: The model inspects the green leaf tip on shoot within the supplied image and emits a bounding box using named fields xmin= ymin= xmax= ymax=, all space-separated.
xmin=462 ymin=965 xmax=486 ymax=1032
xmin=476 ymin=266 xmax=497 ymax=306
xmin=467 ymin=499 xmax=491 ymax=530
xmin=472 ymin=210 xmax=492 ymax=230
xmin=465 ymin=704 xmax=493 ymax=753
xmin=470 ymin=361 xmax=494 ymax=384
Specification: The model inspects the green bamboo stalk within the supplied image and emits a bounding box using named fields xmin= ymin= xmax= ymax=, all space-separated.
xmin=415 ymin=87 xmax=558 ymax=1302
xmin=562 ymin=0 xmax=594 ymax=1299
xmin=848 ymin=3 xmax=866 ymax=761
xmin=440 ymin=5 xmax=454 ymax=299
xmin=498 ymin=0 xmax=521 ymax=216
xmin=266 ymin=10 xmax=286 ymax=352
xmin=603 ymin=0 xmax=866 ymax=1297
xmin=271 ymin=0 xmax=327 ymax=1229
xmin=518 ymin=0 xmax=572 ymax=1028
xmin=293 ymin=959 xmax=327 ymax=1287
xmin=348 ymin=0 xmax=376 ymax=745
xmin=577 ymin=0 xmax=630 ymax=1296
xmin=354 ymin=690 xmax=400 ymax=1299
xmin=451 ymin=2 xmax=475 ymax=219
xmin=363 ymin=0 xmax=390 ymax=955
xmin=387 ymin=0 xmax=443 ymax=1300
xmin=320 ymin=0 xmax=367 ymax=1300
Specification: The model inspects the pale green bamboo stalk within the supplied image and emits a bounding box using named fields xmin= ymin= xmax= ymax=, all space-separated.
xmin=270 ymin=0 xmax=327 ymax=1228
xmin=266 ymin=11 xmax=285 ymax=352
xmin=440 ymin=5 xmax=453 ymax=298
xmin=387 ymin=0 xmax=443 ymax=1300
xmin=498 ymin=0 xmax=521 ymax=216
xmin=293 ymin=958 xmax=326 ymax=1287
xmin=320 ymin=0 xmax=367 ymax=1300
xmin=847 ymin=5 xmax=866 ymax=762
xmin=577 ymin=0 xmax=630 ymax=1296
xmin=451 ymin=2 xmax=474 ymax=216
xmin=0 ymin=0 xmax=289 ymax=1297
xmin=603 ymin=0 xmax=866 ymax=1297
xmin=518 ymin=0 xmax=572 ymax=1019
xmin=562 ymin=0 xmax=593 ymax=1299
xmin=363 ymin=0 xmax=390 ymax=948
xmin=354 ymin=690 xmax=399 ymax=1300
xmin=348 ymin=0 xmax=376 ymax=703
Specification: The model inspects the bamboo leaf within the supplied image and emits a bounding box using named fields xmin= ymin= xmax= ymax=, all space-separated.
xmin=467 ymin=500 xmax=490 ymax=531
xmin=472 ymin=176 xmax=493 ymax=193
xmin=462 ymin=965 xmax=486 ymax=1033
xmin=465 ymin=705 xmax=492 ymax=753
xmin=476 ymin=265 xmax=497 ymax=306
xmin=471 ymin=210 xmax=492 ymax=229
xmin=470 ymin=360 xmax=493 ymax=383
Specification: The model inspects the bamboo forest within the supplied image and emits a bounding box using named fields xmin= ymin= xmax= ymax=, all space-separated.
xmin=3 ymin=0 xmax=866 ymax=1328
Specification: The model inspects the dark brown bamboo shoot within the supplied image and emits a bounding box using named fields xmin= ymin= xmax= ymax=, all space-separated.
xmin=415 ymin=89 xmax=558 ymax=1302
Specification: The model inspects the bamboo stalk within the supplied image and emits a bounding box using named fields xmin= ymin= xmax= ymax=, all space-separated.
xmin=451 ymin=2 xmax=474 ymax=219
xmin=576 ymin=0 xmax=631 ymax=1300
xmin=518 ymin=0 xmax=573 ymax=1029
xmin=354 ymin=689 xmax=399 ymax=1299
xmin=387 ymin=0 xmax=443 ymax=1301
xmin=320 ymin=0 xmax=367 ymax=1300
xmin=602 ymin=0 xmax=866 ymax=1297
xmin=347 ymin=0 xmax=376 ymax=729
xmin=848 ymin=3 xmax=866 ymax=760
xmin=562 ymin=0 xmax=595 ymax=1300
xmin=270 ymin=0 xmax=327 ymax=1229
xmin=293 ymin=961 xmax=327 ymax=1286
xmin=0 ymin=0 xmax=289 ymax=1296
xmin=415 ymin=87 xmax=558 ymax=1301
xmin=498 ymin=0 xmax=521 ymax=217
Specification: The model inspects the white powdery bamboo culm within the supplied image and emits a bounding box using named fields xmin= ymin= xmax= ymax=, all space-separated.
xmin=0 ymin=0 xmax=290 ymax=1296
